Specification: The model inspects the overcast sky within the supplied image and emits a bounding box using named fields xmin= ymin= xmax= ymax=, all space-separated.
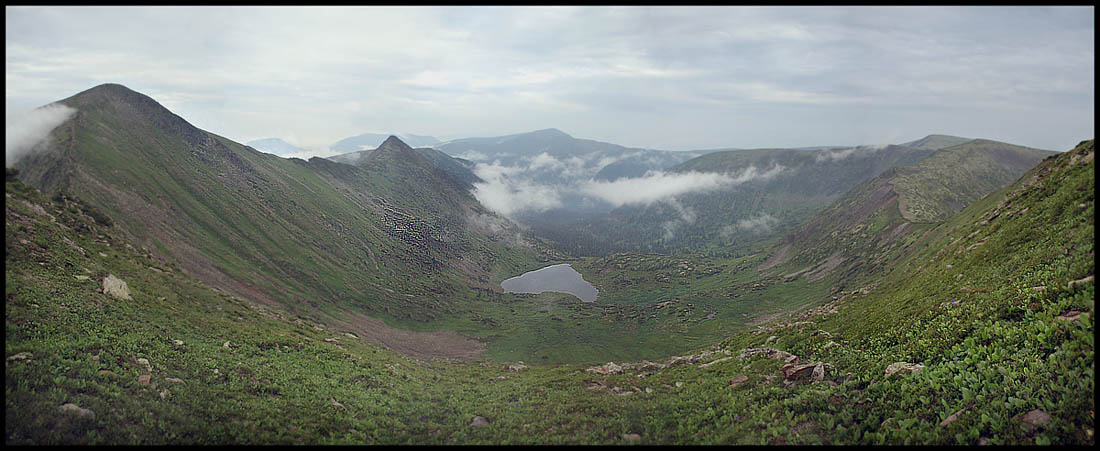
xmin=5 ymin=6 xmax=1094 ymax=154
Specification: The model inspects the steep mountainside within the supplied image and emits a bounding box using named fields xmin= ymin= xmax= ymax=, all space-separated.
xmin=5 ymin=139 xmax=1090 ymax=445
xmin=764 ymin=139 xmax=1055 ymax=282
xmin=11 ymin=84 xmax=544 ymax=335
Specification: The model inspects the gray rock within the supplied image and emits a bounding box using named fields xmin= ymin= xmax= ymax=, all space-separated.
xmin=586 ymin=362 xmax=623 ymax=375
xmin=102 ymin=274 xmax=132 ymax=300
xmin=470 ymin=415 xmax=490 ymax=427
xmin=6 ymin=352 xmax=33 ymax=362
xmin=623 ymin=433 xmax=641 ymax=441
xmin=885 ymin=362 xmax=925 ymax=377
xmin=1021 ymin=409 xmax=1052 ymax=429
xmin=59 ymin=403 xmax=95 ymax=419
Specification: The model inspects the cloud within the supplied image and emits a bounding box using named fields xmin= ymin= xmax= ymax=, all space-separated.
xmin=5 ymin=103 xmax=77 ymax=167
xmin=526 ymin=152 xmax=565 ymax=171
xmin=813 ymin=144 xmax=891 ymax=162
xmin=4 ymin=7 xmax=1092 ymax=152
xmin=722 ymin=213 xmax=780 ymax=237
xmin=661 ymin=198 xmax=697 ymax=240
xmin=470 ymin=162 xmax=563 ymax=217
xmin=578 ymin=165 xmax=785 ymax=208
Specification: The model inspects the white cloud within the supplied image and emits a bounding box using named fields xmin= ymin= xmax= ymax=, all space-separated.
xmin=813 ymin=143 xmax=892 ymax=162
xmin=5 ymin=103 xmax=77 ymax=167
xmin=470 ymin=162 xmax=563 ymax=217
xmin=4 ymin=6 xmax=1091 ymax=153
xmin=661 ymin=198 xmax=697 ymax=240
xmin=579 ymin=165 xmax=785 ymax=208
xmin=526 ymin=152 xmax=564 ymax=171
xmin=722 ymin=213 xmax=780 ymax=237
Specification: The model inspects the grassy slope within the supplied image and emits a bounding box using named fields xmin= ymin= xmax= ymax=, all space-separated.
xmin=7 ymin=140 xmax=1091 ymax=445
xmin=770 ymin=139 xmax=1053 ymax=282
xmin=13 ymin=85 xmax=546 ymax=328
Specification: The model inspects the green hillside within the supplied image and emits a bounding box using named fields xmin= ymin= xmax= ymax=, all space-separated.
xmin=6 ymin=137 xmax=1091 ymax=444
xmin=11 ymin=84 xmax=546 ymax=345
xmin=768 ymin=139 xmax=1054 ymax=282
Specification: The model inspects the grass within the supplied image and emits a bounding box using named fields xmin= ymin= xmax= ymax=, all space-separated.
xmin=5 ymin=139 xmax=1093 ymax=444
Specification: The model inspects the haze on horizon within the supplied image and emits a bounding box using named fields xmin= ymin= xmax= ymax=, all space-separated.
xmin=5 ymin=5 xmax=1094 ymax=157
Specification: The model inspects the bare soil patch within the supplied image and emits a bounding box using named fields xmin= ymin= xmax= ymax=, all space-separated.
xmin=330 ymin=311 xmax=486 ymax=361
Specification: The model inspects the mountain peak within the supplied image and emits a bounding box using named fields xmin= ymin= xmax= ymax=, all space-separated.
xmin=57 ymin=83 xmax=205 ymax=145
xmin=900 ymin=134 xmax=972 ymax=150
xmin=531 ymin=128 xmax=571 ymax=138
xmin=378 ymin=135 xmax=413 ymax=151
xmin=63 ymin=83 xmax=153 ymax=108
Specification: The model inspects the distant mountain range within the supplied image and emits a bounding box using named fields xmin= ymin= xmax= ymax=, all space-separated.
xmin=526 ymin=136 xmax=1052 ymax=256
xmin=245 ymin=137 xmax=305 ymax=156
xmin=247 ymin=134 xmax=441 ymax=157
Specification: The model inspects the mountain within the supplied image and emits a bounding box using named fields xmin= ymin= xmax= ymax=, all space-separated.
xmin=436 ymin=128 xmax=706 ymax=171
xmin=534 ymin=137 xmax=1054 ymax=256
xmin=6 ymin=137 xmax=1091 ymax=444
xmin=434 ymin=128 xmax=715 ymax=239
xmin=327 ymin=140 xmax=482 ymax=188
xmin=330 ymin=132 xmax=440 ymax=153
xmin=761 ymin=138 xmax=1055 ymax=282
xmin=10 ymin=84 xmax=544 ymax=334
xmin=900 ymin=133 xmax=972 ymax=150
xmin=535 ymin=144 xmax=938 ymax=255
xmin=245 ymin=137 xmax=305 ymax=156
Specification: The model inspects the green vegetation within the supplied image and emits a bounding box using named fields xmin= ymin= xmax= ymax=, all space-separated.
xmin=11 ymin=84 xmax=549 ymax=339
xmin=7 ymin=137 xmax=1091 ymax=444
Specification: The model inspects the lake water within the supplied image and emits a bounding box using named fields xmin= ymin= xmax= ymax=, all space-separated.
xmin=500 ymin=263 xmax=598 ymax=302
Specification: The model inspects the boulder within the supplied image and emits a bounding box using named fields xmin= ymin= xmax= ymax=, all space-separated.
xmin=586 ymin=362 xmax=623 ymax=375
xmin=728 ymin=375 xmax=749 ymax=386
xmin=6 ymin=352 xmax=33 ymax=363
xmin=58 ymin=403 xmax=95 ymax=419
xmin=623 ymin=433 xmax=641 ymax=441
xmin=1020 ymin=409 xmax=1052 ymax=430
xmin=470 ymin=415 xmax=490 ymax=427
xmin=508 ymin=362 xmax=528 ymax=372
xmin=782 ymin=363 xmax=818 ymax=381
xmin=884 ymin=362 xmax=925 ymax=377
xmin=102 ymin=274 xmax=132 ymax=300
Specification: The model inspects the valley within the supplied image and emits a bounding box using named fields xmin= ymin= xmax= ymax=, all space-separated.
xmin=5 ymin=84 xmax=1093 ymax=445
